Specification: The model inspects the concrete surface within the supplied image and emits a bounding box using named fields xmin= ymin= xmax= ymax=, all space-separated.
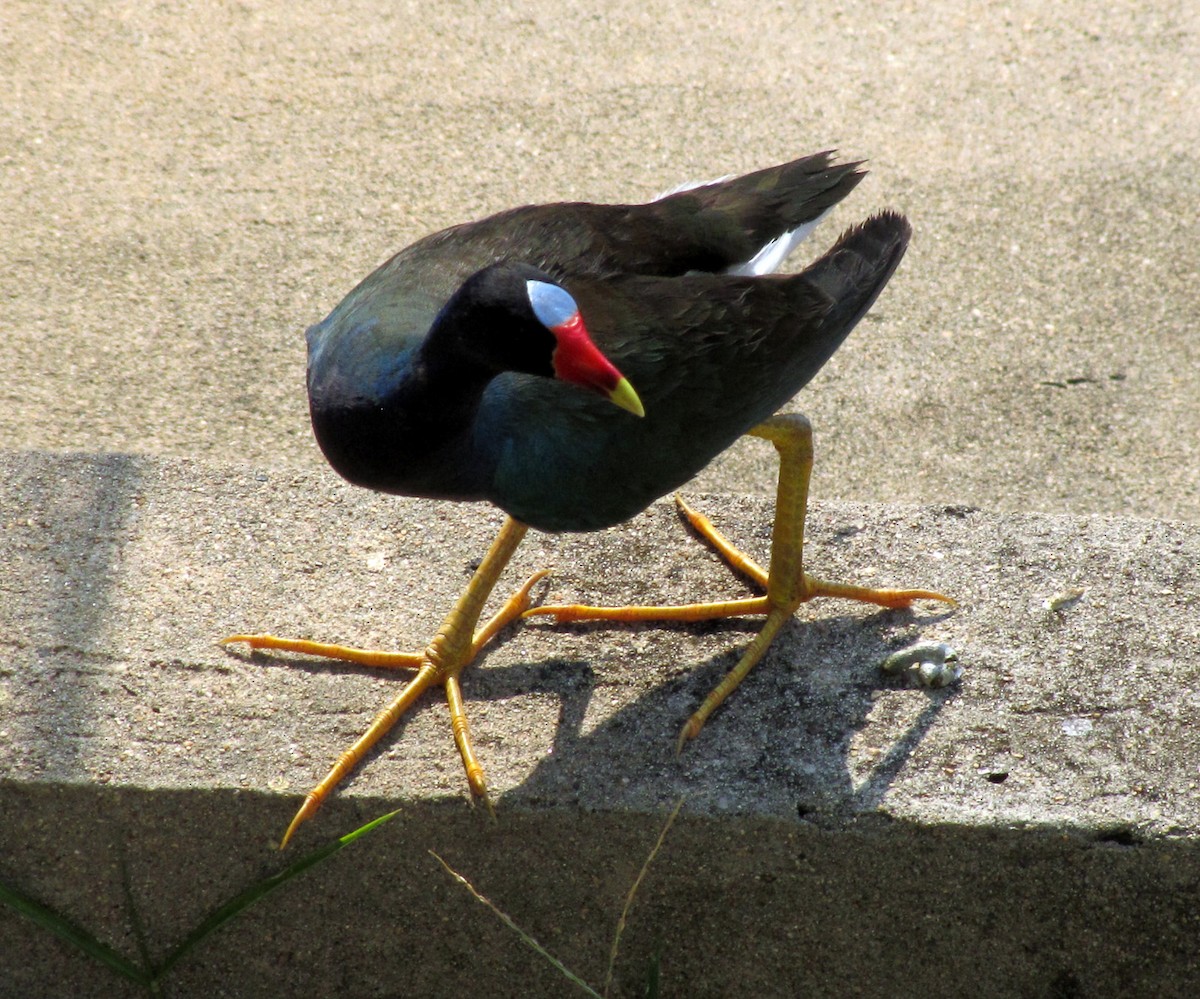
xmin=2 ymin=0 xmax=1199 ymax=995
xmin=2 ymin=451 xmax=1199 ymax=996
xmin=1 ymin=1 xmax=1197 ymax=522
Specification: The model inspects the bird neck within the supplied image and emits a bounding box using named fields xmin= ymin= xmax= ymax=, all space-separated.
xmin=401 ymin=342 xmax=494 ymax=433
xmin=424 ymin=271 xmax=556 ymax=382
xmin=308 ymin=339 xmax=496 ymax=500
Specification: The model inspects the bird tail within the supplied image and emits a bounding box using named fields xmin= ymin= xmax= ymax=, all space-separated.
xmin=802 ymin=210 xmax=912 ymax=352
xmin=652 ymin=151 xmax=866 ymax=276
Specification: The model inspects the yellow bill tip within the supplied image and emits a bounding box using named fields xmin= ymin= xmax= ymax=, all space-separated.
xmin=609 ymin=376 xmax=645 ymax=418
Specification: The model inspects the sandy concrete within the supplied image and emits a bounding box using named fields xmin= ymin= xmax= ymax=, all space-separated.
xmin=1 ymin=2 xmax=1196 ymax=520
xmin=2 ymin=1 xmax=1198 ymax=995
xmin=2 ymin=451 xmax=1199 ymax=996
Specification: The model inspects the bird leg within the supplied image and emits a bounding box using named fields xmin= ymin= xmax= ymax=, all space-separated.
xmin=525 ymin=412 xmax=954 ymax=750
xmin=222 ymin=516 xmax=538 ymax=846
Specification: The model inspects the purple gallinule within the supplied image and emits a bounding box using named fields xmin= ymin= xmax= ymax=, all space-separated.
xmin=224 ymin=152 xmax=952 ymax=845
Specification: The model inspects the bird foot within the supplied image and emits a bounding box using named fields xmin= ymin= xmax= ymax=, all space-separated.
xmin=675 ymin=493 xmax=954 ymax=610
xmin=674 ymin=493 xmax=768 ymax=588
xmin=221 ymin=562 xmax=548 ymax=847
xmin=525 ymin=493 xmax=953 ymax=750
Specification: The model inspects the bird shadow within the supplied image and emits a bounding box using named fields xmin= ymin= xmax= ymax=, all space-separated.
xmin=490 ymin=603 xmax=958 ymax=819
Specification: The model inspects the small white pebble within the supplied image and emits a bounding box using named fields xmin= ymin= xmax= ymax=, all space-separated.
xmin=1044 ymin=587 xmax=1087 ymax=612
xmin=1062 ymin=717 xmax=1094 ymax=737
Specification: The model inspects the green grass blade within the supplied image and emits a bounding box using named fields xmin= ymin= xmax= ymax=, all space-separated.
xmin=0 ymin=880 xmax=152 ymax=988
xmin=117 ymin=838 xmax=158 ymax=981
xmin=154 ymin=809 xmax=400 ymax=981
xmin=643 ymin=944 xmax=662 ymax=999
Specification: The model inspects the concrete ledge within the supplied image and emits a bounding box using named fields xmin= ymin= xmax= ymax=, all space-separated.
xmin=2 ymin=450 xmax=1198 ymax=996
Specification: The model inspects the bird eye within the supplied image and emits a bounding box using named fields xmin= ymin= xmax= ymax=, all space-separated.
xmin=526 ymin=280 xmax=579 ymax=330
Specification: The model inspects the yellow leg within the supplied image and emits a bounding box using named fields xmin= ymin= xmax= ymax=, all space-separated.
xmin=526 ymin=413 xmax=955 ymax=749
xmin=222 ymin=516 xmax=536 ymax=846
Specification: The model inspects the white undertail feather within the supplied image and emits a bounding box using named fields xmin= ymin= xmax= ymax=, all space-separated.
xmin=654 ymin=175 xmax=831 ymax=277
xmin=654 ymin=175 xmax=736 ymax=198
xmin=722 ymin=214 xmax=827 ymax=276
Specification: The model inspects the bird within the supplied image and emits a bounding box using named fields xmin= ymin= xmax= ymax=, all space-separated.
xmin=223 ymin=151 xmax=952 ymax=846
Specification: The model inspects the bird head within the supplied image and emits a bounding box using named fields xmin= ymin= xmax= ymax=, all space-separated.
xmin=524 ymin=277 xmax=644 ymax=417
xmin=431 ymin=263 xmax=644 ymax=418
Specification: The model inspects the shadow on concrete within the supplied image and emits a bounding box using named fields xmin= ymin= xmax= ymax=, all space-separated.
xmin=4 ymin=452 xmax=141 ymax=781
xmin=1 ymin=780 xmax=1195 ymax=998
